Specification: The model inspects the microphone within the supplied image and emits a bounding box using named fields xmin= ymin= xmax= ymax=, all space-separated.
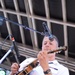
xmin=42 ymin=22 xmax=54 ymax=41
xmin=11 ymin=35 xmax=20 ymax=58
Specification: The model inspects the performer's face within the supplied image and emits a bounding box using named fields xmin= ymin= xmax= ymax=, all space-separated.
xmin=42 ymin=36 xmax=58 ymax=58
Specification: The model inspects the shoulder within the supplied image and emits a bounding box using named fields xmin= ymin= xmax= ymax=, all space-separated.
xmin=56 ymin=61 xmax=69 ymax=75
xmin=57 ymin=61 xmax=68 ymax=70
xmin=53 ymin=60 xmax=69 ymax=71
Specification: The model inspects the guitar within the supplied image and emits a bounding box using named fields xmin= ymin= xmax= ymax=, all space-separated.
xmin=16 ymin=46 xmax=67 ymax=75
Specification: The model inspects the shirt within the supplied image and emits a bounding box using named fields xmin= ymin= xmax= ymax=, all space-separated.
xmin=19 ymin=58 xmax=69 ymax=75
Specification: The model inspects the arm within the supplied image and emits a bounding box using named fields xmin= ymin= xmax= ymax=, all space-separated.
xmin=45 ymin=74 xmax=52 ymax=75
xmin=37 ymin=51 xmax=52 ymax=75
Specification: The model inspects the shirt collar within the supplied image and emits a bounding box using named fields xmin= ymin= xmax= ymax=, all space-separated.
xmin=48 ymin=60 xmax=59 ymax=65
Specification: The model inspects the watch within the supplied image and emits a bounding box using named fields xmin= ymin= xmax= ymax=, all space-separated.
xmin=44 ymin=69 xmax=51 ymax=74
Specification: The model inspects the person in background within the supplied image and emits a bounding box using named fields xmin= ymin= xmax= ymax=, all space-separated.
xmin=10 ymin=35 xmax=69 ymax=75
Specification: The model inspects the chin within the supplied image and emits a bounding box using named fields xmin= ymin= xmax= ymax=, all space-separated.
xmin=48 ymin=54 xmax=55 ymax=57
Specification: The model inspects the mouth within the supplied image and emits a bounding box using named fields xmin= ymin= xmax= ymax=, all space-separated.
xmin=44 ymin=49 xmax=51 ymax=52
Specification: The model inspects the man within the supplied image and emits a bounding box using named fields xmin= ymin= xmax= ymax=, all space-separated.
xmin=10 ymin=35 xmax=69 ymax=75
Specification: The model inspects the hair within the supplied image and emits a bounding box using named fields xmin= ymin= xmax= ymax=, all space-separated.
xmin=52 ymin=35 xmax=59 ymax=46
xmin=43 ymin=35 xmax=59 ymax=46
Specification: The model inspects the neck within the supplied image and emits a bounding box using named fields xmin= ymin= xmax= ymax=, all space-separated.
xmin=48 ymin=55 xmax=55 ymax=61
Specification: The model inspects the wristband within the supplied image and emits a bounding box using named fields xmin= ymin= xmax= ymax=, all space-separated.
xmin=44 ymin=69 xmax=51 ymax=74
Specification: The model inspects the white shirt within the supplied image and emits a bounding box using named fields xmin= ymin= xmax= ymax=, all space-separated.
xmin=19 ymin=58 xmax=69 ymax=75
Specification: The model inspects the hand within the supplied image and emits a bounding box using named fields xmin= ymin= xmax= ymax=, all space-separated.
xmin=37 ymin=51 xmax=49 ymax=71
xmin=11 ymin=63 xmax=20 ymax=75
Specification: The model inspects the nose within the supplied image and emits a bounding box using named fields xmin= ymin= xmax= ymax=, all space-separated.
xmin=45 ymin=42 xmax=50 ymax=47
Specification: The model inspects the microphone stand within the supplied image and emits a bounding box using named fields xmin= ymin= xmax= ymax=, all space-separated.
xmin=0 ymin=45 xmax=20 ymax=64
xmin=0 ymin=34 xmax=12 ymax=49
xmin=0 ymin=45 xmax=14 ymax=64
xmin=12 ymin=49 xmax=20 ymax=64
xmin=0 ymin=17 xmax=46 ymax=36
xmin=0 ymin=34 xmax=20 ymax=64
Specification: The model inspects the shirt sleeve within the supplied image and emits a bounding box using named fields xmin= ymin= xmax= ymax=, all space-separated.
xmin=29 ymin=70 xmax=39 ymax=75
